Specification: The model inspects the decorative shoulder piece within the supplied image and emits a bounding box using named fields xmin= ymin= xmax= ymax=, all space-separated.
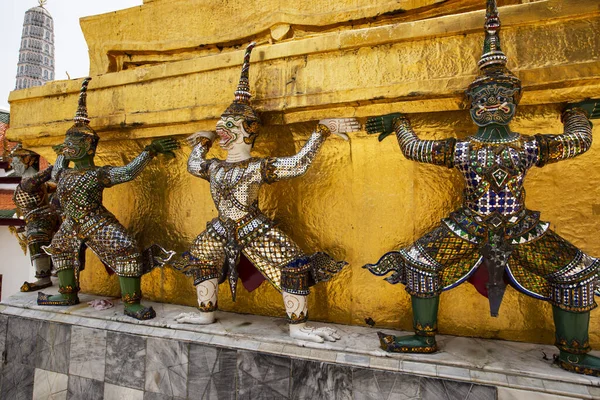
xmin=261 ymin=157 xmax=278 ymax=184
xmin=97 ymin=166 xmax=114 ymax=187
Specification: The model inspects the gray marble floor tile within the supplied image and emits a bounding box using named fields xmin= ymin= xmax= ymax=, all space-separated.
xmin=0 ymin=361 xmax=35 ymax=400
xmin=420 ymin=377 xmax=497 ymax=400
xmin=352 ymin=368 xmax=385 ymax=400
xmin=388 ymin=373 xmax=423 ymax=399
xmin=67 ymin=375 xmax=104 ymax=400
xmin=143 ymin=392 xmax=186 ymax=400
xmin=187 ymin=344 xmax=236 ymax=400
xmin=36 ymin=322 xmax=71 ymax=374
xmin=6 ymin=316 xmax=41 ymax=366
xmin=104 ymin=382 xmax=144 ymax=400
xmin=33 ymin=368 xmax=69 ymax=400
xmin=497 ymin=386 xmax=581 ymax=400
xmin=68 ymin=326 xmax=107 ymax=381
xmin=0 ymin=314 xmax=9 ymax=364
xmin=352 ymin=368 xmax=420 ymax=400
xmin=291 ymin=359 xmax=352 ymax=400
xmin=145 ymin=338 xmax=188 ymax=398
xmin=237 ymin=351 xmax=291 ymax=400
xmin=105 ymin=331 xmax=146 ymax=390
xmin=466 ymin=383 xmax=499 ymax=400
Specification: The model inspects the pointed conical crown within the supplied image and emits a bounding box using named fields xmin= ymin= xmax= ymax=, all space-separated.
xmin=234 ymin=42 xmax=255 ymax=103
xmin=73 ymin=77 xmax=91 ymax=124
xmin=467 ymin=0 xmax=521 ymax=101
xmin=478 ymin=0 xmax=506 ymax=69
xmin=221 ymin=42 xmax=260 ymax=123
xmin=66 ymin=77 xmax=98 ymax=137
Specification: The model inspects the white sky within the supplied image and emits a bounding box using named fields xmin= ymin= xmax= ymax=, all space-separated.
xmin=0 ymin=0 xmax=143 ymax=111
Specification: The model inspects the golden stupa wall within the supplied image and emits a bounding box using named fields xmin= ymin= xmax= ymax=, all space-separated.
xmin=7 ymin=0 xmax=600 ymax=346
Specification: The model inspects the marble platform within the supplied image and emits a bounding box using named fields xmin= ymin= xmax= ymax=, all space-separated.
xmin=1 ymin=289 xmax=599 ymax=399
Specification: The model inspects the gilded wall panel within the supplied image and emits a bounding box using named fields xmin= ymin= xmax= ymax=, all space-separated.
xmin=6 ymin=0 xmax=600 ymax=346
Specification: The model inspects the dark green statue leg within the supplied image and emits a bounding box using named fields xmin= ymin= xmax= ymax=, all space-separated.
xmin=119 ymin=276 xmax=156 ymax=320
xmin=553 ymin=306 xmax=600 ymax=376
xmin=37 ymin=269 xmax=79 ymax=306
xmin=378 ymin=295 xmax=439 ymax=353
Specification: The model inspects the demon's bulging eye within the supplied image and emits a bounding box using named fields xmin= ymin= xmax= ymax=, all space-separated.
xmin=497 ymin=96 xmax=506 ymax=102
xmin=477 ymin=98 xmax=486 ymax=105
xmin=225 ymin=121 xmax=234 ymax=128
xmin=67 ymin=141 xmax=73 ymax=146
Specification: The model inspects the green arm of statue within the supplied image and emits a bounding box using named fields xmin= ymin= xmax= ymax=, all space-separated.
xmin=106 ymin=137 xmax=180 ymax=185
xmin=535 ymin=99 xmax=598 ymax=167
xmin=366 ymin=112 xmax=456 ymax=168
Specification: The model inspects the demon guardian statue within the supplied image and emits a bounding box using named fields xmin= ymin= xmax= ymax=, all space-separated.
xmin=38 ymin=78 xmax=178 ymax=320
xmin=173 ymin=43 xmax=359 ymax=343
xmin=364 ymin=0 xmax=600 ymax=376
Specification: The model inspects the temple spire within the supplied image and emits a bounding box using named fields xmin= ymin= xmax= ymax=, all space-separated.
xmin=14 ymin=2 xmax=55 ymax=90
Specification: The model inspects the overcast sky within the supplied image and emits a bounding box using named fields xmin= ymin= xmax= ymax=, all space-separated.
xmin=0 ymin=0 xmax=143 ymax=111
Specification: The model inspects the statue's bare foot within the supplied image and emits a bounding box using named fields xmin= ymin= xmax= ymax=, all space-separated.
xmin=174 ymin=311 xmax=215 ymax=325
xmin=289 ymin=324 xmax=341 ymax=343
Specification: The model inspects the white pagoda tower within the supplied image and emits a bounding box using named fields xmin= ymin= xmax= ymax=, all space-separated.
xmin=15 ymin=0 xmax=55 ymax=90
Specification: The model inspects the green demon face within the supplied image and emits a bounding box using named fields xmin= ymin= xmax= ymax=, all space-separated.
xmin=469 ymin=83 xmax=518 ymax=127
xmin=54 ymin=134 xmax=95 ymax=160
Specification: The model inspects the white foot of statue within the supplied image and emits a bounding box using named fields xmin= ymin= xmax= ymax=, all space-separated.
xmin=174 ymin=311 xmax=216 ymax=325
xmin=289 ymin=323 xmax=341 ymax=343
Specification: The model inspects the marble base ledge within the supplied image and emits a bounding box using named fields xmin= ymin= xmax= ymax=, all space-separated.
xmin=1 ymin=290 xmax=599 ymax=400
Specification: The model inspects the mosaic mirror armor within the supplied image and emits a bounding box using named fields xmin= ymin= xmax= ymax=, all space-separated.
xmin=171 ymin=42 xmax=360 ymax=343
xmin=11 ymin=145 xmax=60 ymax=292
xmin=364 ymin=0 xmax=600 ymax=376
xmin=37 ymin=77 xmax=178 ymax=320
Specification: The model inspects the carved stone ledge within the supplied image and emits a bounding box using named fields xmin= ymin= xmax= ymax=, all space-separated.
xmin=8 ymin=0 xmax=600 ymax=146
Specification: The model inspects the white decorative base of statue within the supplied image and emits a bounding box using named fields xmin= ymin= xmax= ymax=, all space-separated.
xmin=0 ymin=289 xmax=598 ymax=399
